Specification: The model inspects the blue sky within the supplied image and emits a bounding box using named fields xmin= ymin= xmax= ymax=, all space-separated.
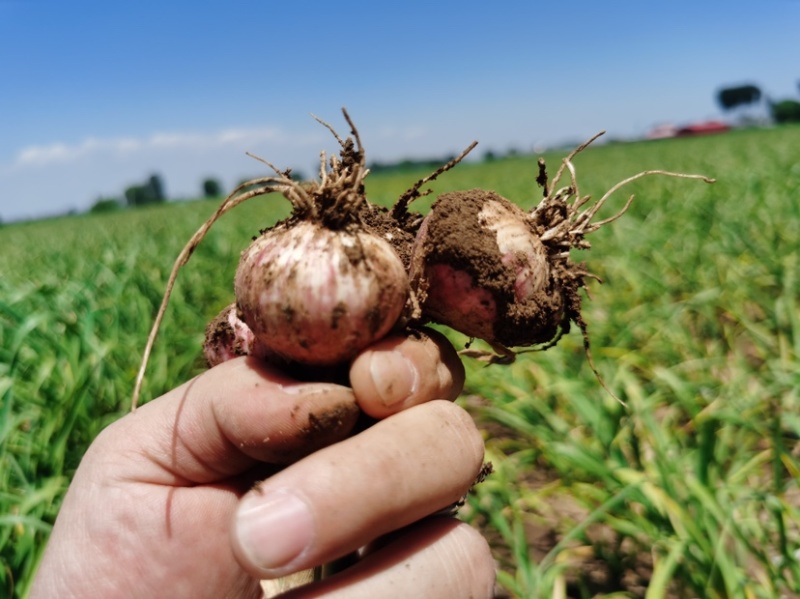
xmin=1 ymin=0 xmax=797 ymax=222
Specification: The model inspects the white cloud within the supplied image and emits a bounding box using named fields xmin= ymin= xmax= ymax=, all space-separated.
xmin=17 ymin=142 xmax=76 ymax=166
xmin=0 ymin=121 xmax=470 ymax=221
xmin=7 ymin=127 xmax=296 ymax=170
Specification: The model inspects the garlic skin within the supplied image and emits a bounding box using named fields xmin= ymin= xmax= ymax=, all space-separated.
xmin=235 ymin=221 xmax=408 ymax=365
xmin=203 ymin=304 xmax=256 ymax=367
xmin=480 ymin=199 xmax=550 ymax=303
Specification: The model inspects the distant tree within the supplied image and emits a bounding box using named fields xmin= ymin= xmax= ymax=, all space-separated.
xmin=124 ymin=173 xmax=167 ymax=207
xmin=124 ymin=185 xmax=145 ymax=207
xmin=770 ymin=99 xmax=800 ymax=124
xmin=145 ymin=173 xmax=166 ymax=203
xmin=89 ymin=197 xmax=122 ymax=214
xmin=717 ymin=84 xmax=762 ymax=111
xmin=202 ymin=178 xmax=222 ymax=198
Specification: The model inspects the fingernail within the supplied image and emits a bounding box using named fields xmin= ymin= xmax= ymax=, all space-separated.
xmin=235 ymin=490 xmax=314 ymax=574
xmin=369 ymin=350 xmax=419 ymax=407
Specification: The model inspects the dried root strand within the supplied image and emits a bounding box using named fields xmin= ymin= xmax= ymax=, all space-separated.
xmin=575 ymin=169 xmax=715 ymax=236
xmin=547 ymin=130 xmax=606 ymax=195
xmin=536 ymin=158 xmax=549 ymax=197
xmin=131 ymin=179 xmax=288 ymax=411
xmin=392 ymin=140 xmax=479 ymax=225
xmin=311 ymin=108 xmax=366 ymax=177
xmin=245 ymin=151 xmax=317 ymax=218
xmin=531 ymin=132 xmax=715 ymax=252
xmin=311 ymin=112 xmax=346 ymax=149
xmin=312 ymin=108 xmax=364 ymax=165
xmin=310 ymin=108 xmax=372 ymax=222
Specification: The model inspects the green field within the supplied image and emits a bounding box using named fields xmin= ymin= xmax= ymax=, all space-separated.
xmin=2 ymin=125 xmax=800 ymax=598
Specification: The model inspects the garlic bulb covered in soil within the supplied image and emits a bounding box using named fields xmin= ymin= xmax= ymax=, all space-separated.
xmin=412 ymin=189 xmax=572 ymax=349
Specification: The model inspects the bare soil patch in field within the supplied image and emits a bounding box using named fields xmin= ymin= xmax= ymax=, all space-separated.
xmin=462 ymin=395 xmax=676 ymax=598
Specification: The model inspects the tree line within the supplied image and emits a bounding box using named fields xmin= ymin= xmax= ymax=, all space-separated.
xmin=89 ymin=174 xmax=226 ymax=214
xmin=88 ymin=83 xmax=800 ymax=217
xmin=716 ymin=81 xmax=800 ymax=123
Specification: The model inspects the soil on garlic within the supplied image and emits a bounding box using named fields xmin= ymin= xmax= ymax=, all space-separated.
xmin=412 ymin=188 xmax=582 ymax=349
xmin=357 ymin=204 xmax=417 ymax=272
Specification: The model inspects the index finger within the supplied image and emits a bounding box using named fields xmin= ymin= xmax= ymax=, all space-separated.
xmin=106 ymin=357 xmax=360 ymax=485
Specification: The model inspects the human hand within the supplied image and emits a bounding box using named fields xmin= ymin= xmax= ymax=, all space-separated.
xmin=30 ymin=329 xmax=495 ymax=598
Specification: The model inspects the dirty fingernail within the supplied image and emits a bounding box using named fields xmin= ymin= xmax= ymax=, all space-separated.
xmin=369 ymin=350 xmax=419 ymax=407
xmin=235 ymin=490 xmax=314 ymax=574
